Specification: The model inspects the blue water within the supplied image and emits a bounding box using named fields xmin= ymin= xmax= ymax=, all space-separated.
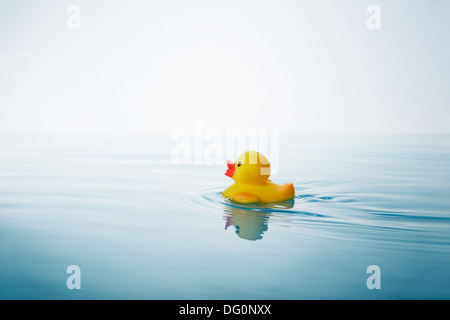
xmin=1 ymin=135 xmax=449 ymax=299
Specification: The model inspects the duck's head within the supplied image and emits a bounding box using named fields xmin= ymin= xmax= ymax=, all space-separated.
xmin=225 ymin=151 xmax=271 ymax=184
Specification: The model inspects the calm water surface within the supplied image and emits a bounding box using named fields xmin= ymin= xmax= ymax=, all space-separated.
xmin=0 ymin=135 xmax=449 ymax=299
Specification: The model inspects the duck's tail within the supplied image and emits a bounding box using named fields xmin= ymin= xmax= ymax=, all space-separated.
xmin=284 ymin=183 xmax=295 ymax=200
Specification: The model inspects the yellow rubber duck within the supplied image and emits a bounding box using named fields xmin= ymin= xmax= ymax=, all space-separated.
xmin=222 ymin=151 xmax=295 ymax=204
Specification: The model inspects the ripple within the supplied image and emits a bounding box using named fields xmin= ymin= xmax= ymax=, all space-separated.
xmin=174 ymin=183 xmax=450 ymax=247
xmin=199 ymin=187 xmax=327 ymax=218
xmin=361 ymin=208 xmax=450 ymax=222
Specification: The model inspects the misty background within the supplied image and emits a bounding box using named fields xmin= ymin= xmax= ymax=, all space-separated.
xmin=0 ymin=0 xmax=449 ymax=135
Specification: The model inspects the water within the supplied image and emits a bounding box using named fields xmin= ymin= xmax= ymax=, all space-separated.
xmin=0 ymin=135 xmax=449 ymax=299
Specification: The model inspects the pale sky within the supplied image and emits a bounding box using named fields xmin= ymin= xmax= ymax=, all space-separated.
xmin=0 ymin=0 xmax=449 ymax=135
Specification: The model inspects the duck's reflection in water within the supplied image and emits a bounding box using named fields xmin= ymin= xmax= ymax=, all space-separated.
xmin=223 ymin=201 xmax=294 ymax=241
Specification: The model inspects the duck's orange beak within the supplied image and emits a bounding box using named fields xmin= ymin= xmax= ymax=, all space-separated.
xmin=225 ymin=160 xmax=235 ymax=178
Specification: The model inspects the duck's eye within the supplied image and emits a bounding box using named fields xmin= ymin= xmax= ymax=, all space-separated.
xmin=237 ymin=161 xmax=241 ymax=167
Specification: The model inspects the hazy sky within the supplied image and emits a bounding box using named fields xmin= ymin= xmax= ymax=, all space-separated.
xmin=0 ymin=0 xmax=449 ymax=135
